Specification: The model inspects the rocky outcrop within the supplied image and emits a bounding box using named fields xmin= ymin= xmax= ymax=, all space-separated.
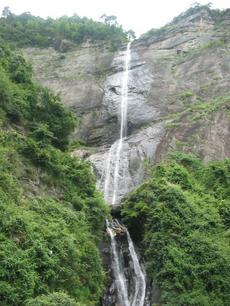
xmin=130 ymin=8 xmax=230 ymax=165
xmin=23 ymin=43 xmax=115 ymax=145
xmin=155 ymin=109 xmax=230 ymax=164
xmin=136 ymin=8 xmax=215 ymax=48
xmin=86 ymin=123 xmax=164 ymax=205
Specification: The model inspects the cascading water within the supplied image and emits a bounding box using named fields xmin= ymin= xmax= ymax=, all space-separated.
xmin=106 ymin=220 xmax=130 ymax=306
xmin=104 ymin=42 xmax=146 ymax=306
xmin=112 ymin=41 xmax=131 ymax=205
xmin=127 ymin=231 xmax=146 ymax=306
xmin=103 ymin=42 xmax=131 ymax=206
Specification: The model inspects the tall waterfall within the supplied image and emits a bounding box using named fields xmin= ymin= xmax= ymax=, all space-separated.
xmin=104 ymin=43 xmax=146 ymax=306
xmin=103 ymin=42 xmax=131 ymax=205
xmin=112 ymin=41 xmax=131 ymax=205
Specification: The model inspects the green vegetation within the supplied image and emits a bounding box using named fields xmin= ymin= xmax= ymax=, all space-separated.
xmin=0 ymin=8 xmax=128 ymax=51
xmin=0 ymin=41 xmax=108 ymax=305
xmin=122 ymin=152 xmax=230 ymax=305
xmin=0 ymin=43 xmax=76 ymax=149
xmin=177 ymin=91 xmax=194 ymax=101
xmin=165 ymin=95 xmax=230 ymax=129
xmin=174 ymin=39 xmax=227 ymax=66
xmin=26 ymin=292 xmax=80 ymax=306
xmin=188 ymin=96 xmax=230 ymax=121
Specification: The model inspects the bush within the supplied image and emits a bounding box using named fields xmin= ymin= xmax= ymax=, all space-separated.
xmin=122 ymin=153 xmax=230 ymax=305
xmin=26 ymin=292 xmax=80 ymax=306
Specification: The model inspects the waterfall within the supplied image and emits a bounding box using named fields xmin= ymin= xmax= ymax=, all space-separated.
xmin=106 ymin=220 xmax=130 ymax=306
xmin=103 ymin=144 xmax=114 ymax=203
xmin=112 ymin=41 xmax=131 ymax=205
xmin=102 ymin=42 xmax=131 ymax=206
xmin=127 ymin=231 xmax=146 ymax=306
xmin=104 ymin=42 xmax=146 ymax=306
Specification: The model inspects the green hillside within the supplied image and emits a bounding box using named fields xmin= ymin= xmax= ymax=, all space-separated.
xmin=0 ymin=9 xmax=128 ymax=51
xmin=122 ymin=152 xmax=230 ymax=305
xmin=0 ymin=41 xmax=108 ymax=306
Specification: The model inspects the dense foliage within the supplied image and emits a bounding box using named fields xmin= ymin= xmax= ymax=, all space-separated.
xmin=0 ymin=9 xmax=128 ymax=51
xmin=122 ymin=152 xmax=230 ymax=306
xmin=0 ymin=42 xmax=108 ymax=305
xmin=26 ymin=292 xmax=80 ymax=306
xmin=0 ymin=43 xmax=76 ymax=149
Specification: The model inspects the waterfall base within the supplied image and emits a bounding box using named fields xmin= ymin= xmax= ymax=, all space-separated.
xmin=101 ymin=219 xmax=151 ymax=306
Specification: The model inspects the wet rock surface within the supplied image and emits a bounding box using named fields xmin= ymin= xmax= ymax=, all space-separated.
xmin=85 ymin=123 xmax=165 ymax=204
xmin=101 ymin=220 xmax=151 ymax=306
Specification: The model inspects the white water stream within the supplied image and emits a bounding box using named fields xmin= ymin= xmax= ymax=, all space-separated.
xmin=127 ymin=231 xmax=146 ymax=306
xmin=106 ymin=220 xmax=130 ymax=306
xmin=105 ymin=42 xmax=146 ymax=306
xmin=112 ymin=41 xmax=131 ymax=205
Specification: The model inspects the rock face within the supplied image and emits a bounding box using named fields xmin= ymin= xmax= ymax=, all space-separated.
xmin=23 ymin=7 xmax=230 ymax=204
xmin=83 ymin=46 xmax=164 ymax=204
xmin=88 ymin=123 xmax=164 ymax=205
xmin=23 ymin=43 xmax=115 ymax=145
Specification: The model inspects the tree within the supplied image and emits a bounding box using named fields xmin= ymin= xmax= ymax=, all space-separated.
xmin=100 ymin=14 xmax=118 ymax=26
xmin=2 ymin=6 xmax=12 ymax=18
xmin=191 ymin=2 xmax=213 ymax=9
xmin=126 ymin=29 xmax=136 ymax=40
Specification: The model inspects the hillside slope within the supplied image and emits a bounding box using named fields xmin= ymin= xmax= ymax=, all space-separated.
xmin=122 ymin=152 xmax=230 ymax=305
xmin=0 ymin=42 xmax=108 ymax=306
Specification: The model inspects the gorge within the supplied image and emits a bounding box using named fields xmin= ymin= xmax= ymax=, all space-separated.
xmin=0 ymin=4 xmax=230 ymax=306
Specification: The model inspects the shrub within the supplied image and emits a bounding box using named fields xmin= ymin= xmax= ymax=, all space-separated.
xmin=122 ymin=153 xmax=230 ymax=305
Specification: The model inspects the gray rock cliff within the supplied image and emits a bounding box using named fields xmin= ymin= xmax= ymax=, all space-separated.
xmin=23 ymin=7 xmax=230 ymax=204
